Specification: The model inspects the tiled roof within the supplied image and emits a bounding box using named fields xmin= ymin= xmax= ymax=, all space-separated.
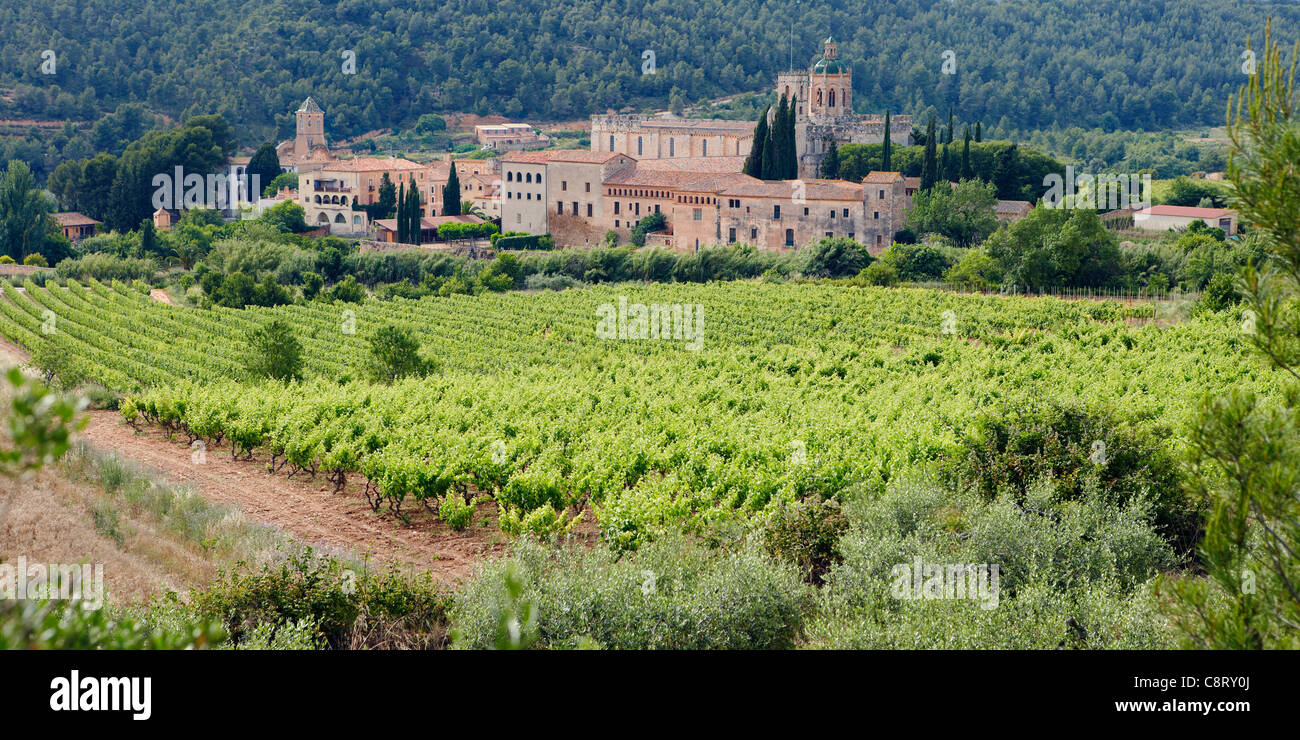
xmin=863 ymin=171 xmax=902 ymax=184
xmin=996 ymin=199 xmax=1033 ymax=212
xmin=636 ymin=156 xmax=747 ymax=173
xmin=374 ymin=214 xmax=485 ymax=231
xmin=323 ymin=157 xmax=426 ymax=172
xmin=638 ymin=118 xmax=755 ymax=133
xmin=504 ymin=149 xmax=629 ymax=164
xmin=604 ymin=168 xmax=755 ymax=192
xmin=719 ymin=178 xmax=863 ymax=201
xmin=52 ymin=212 xmax=99 ymax=227
xmin=1138 ymin=205 xmax=1236 ymax=218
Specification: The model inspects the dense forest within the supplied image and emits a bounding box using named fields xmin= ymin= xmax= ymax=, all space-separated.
xmin=2 ymin=0 xmax=1294 ymax=152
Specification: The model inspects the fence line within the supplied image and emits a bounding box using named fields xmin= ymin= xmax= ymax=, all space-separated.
xmin=913 ymin=281 xmax=1202 ymax=304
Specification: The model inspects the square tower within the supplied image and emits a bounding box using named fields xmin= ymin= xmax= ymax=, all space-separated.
xmin=295 ymin=97 xmax=326 ymax=159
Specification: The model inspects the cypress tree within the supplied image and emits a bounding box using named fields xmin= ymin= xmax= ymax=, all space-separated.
xmin=409 ymin=175 xmax=422 ymax=245
xmin=975 ymin=121 xmax=982 ymax=142
xmin=782 ymin=95 xmax=798 ymax=178
xmin=773 ymin=94 xmax=790 ymax=179
xmin=443 ymin=162 xmax=461 ymax=216
xmin=921 ymin=116 xmax=937 ymax=191
xmin=744 ymin=106 xmax=769 ymax=178
xmin=881 ymin=110 xmax=892 ymax=172
xmin=397 ymin=180 xmax=406 ymax=242
xmin=761 ymin=120 xmax=778 ymax=180
xmin=960 ymin=127 xmax=972 ymax=180
xmin=818 ymin=141 xmax=839 ymax=179
xmin=945 ymin=107 xmax=955 ymax=144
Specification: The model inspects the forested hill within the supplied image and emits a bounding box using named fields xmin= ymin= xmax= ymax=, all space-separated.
xmin=1 ymin=0 xmax=1294 ymax=145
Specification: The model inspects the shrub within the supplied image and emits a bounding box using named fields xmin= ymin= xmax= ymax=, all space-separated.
xmin=952 ymin=401 xmax=1197 ymax=553
xmin=366 ymin=324 xmax=434 ymax=383
xmin=189 ymin=549 xmax=450 ymax=649
xmin=439 ymin=491 xmax=476 ymax=531
xmin=451 ymin=536 xmax=807 ymax=649
xmin=858 ymin=260 xmax=899 ymax=286
xmin=22 ymin=252 xmax=47 ymax=267
xmin=801 ymin=237 xmax=871 ymax=278
xmin=243 ymin=319 xmax=303 ymax=382
xmin=763 ymin=496 xmax=849 ymax=585
xmin=804 ymin=476 xmax=1177 ymax=649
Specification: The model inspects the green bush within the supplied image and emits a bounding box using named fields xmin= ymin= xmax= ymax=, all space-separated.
xmin=858 ymin=260 xmax=899 ymax=286
xmin=763 ymin=496 xmax=848 ymax=585
xmin=952 ymin=401 xmax=1197 ymax=553
xmin=804 ymin=476 xmax=1177 ymax=649
xmin=190 ymin=549 xmax=450 ymax=649
xmin=451 ymin=536 xmax=808 ymax=649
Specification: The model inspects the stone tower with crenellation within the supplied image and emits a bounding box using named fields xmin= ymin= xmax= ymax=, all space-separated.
xmin=775 ymin=36 xmax=914 ymax=178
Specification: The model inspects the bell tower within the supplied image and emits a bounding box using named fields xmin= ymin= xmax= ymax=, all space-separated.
xmin=295 ymin=97 xmax=326 ymax=158
xmin=808 ymin=36 xmax=852 ymax=121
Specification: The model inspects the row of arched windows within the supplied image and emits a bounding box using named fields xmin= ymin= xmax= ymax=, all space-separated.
xmin=505 ymin=171 xmax=542 ymax=184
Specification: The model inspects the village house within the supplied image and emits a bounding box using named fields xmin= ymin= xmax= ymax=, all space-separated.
xmin=299 ymin=157 xmax=453 ymax=236
xmin=1133 ymin=205 xmax=1238 ymax=236
xmin=475 ymin=123 xmax=549 ymax=151
xmin=51 ymin=212 xmax=99 ymax=242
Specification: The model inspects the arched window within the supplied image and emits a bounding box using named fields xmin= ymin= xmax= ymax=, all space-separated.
xmin=637 ymin=137 xmax=643 ymax=156
xmin=609 ymin=134 xmax=614 ymax=151
xmin=669 ymin=138 xmax=675 ymax=156
xmin=525 ymin=172 xmax=532 ymax=183
xmin=702 ymin=140 xmax=708 ymax=156
xmin=817 ymin=89 xmax=823 ymax=106
xmin=507 ymin=171 xmax=513 ymax=182
xmin=334 ymin=213 xmax=345 ymax=223
xmin=785 ymin=229 xmax=795 ymax=246
xmin=828 ymin=89 xmax=836 ymax=107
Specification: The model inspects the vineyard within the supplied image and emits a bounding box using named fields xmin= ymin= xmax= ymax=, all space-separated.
xmin=0 ymin=278 xmax=1282 ymax=547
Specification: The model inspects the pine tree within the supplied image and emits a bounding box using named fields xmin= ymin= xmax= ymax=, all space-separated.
xmin=881 ymin=110 xmax=892 ymax=172
xmin=744 ymin=106 xmax=769 ymax=178
xmin=960 ymin=127 xmax=972 ymax=180
xmin=443 ymin=162 xmax=460 ymax=216
xmin=921 ymin=116 xmax=938 ymax=191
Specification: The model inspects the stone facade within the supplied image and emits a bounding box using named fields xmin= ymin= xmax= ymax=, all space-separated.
xmin=591 ymin=37 xmax=913 ymax=179
xmin=300 ymin=157 xmax=452 ymax=236
xmin=591 ymin=115 xmax=754 ymax=159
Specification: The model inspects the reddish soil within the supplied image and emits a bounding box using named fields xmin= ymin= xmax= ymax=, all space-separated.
xmin=79 ymin=411 xmax=509 ymax=584
xmin=148 ymin=289 xmax=175 ymax=305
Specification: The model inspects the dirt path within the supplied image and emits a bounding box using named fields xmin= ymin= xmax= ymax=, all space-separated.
xmin=79 ymin=411 xmax=507 ymax=583
xmin=148 ymin=289 xmax=175 ymax=305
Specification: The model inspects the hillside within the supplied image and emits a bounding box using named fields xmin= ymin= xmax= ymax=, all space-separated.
xmin=1 ymin=0 xmax=1294 ymax=148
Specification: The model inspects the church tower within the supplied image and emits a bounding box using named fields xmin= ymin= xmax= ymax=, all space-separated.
xmin=294 ymin=97 xmax=326 ymax=159
xmin=808 ymin=36 xmax=852 ymax=121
